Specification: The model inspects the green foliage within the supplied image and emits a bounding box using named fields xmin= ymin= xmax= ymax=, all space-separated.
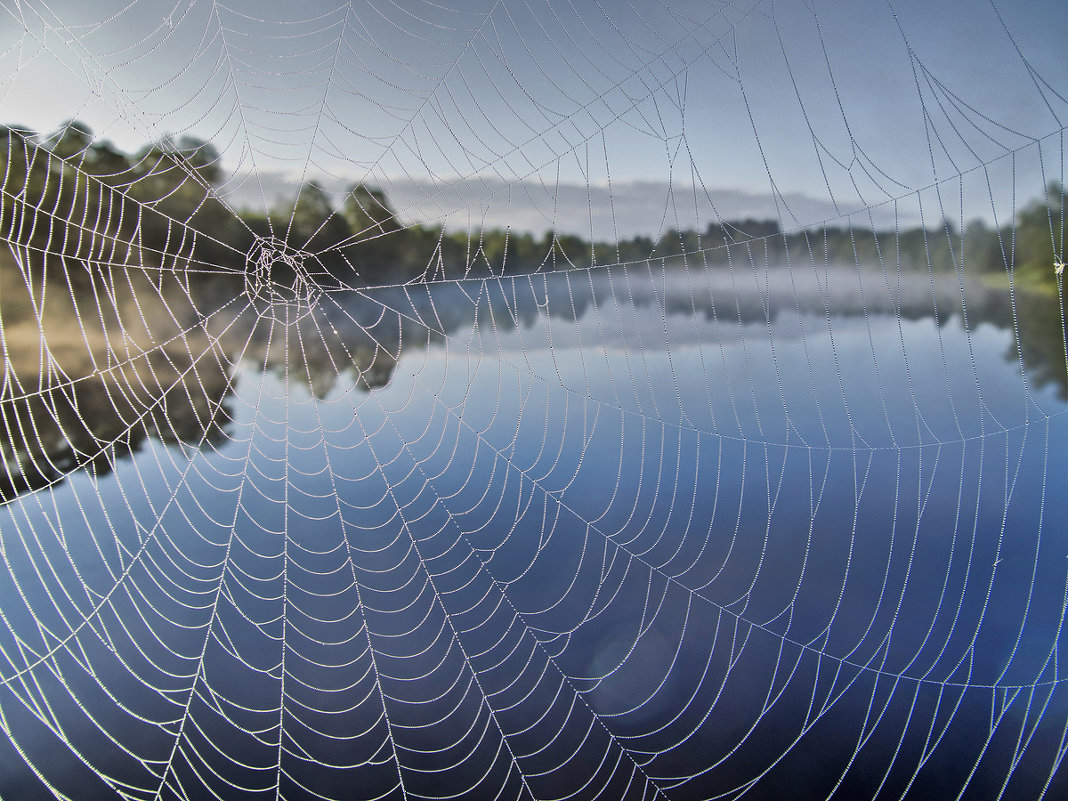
xmin=337 ymin=183 xmax=404 ymax=278
xmin=279 ymin=181 xmax=348 ymax=255
xmin=48 ymin=119 xmax=93 ymax=161
xmin=1008 ymin=182 xmax=1065 ymax=289
xmin=3 ymin=119 xmax=1066 ymax=296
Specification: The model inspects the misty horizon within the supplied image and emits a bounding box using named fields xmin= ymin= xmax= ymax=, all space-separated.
xmin=218 ymin=171 xmax=931 ymax=238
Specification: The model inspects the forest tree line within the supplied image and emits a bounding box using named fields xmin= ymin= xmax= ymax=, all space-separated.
xmin=2 ymin=120 xmax=1065 ymax=293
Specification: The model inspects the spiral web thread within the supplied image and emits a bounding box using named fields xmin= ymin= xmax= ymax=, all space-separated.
xmin=1 ymin=1 xmax=1068 ymax=799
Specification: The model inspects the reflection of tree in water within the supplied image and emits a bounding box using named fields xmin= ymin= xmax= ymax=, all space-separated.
xmin=245 ymin=283 xmax=530 ymax=401
xmin=1 ymin=347 xmax=234 ymax=502
xmin=0 ymin=251 xmax=235 ymax=503
xmin=948 ymin=278 xmax=1068 ymax=398
xmin=974 ymin=287 xmax=1068 ymax=399
xmin=246 ymin=302 xmax=402 ymax=400
xmin=1016 ymin=292 xmax=1068 ymax=398
xmin=4 ymin=251 xmax=1065 ymax=505
xmin=284 ymin=269 xmax=1068 ymax=403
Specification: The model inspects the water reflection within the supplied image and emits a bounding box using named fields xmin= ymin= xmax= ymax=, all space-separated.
xmin=2 ymin=252 xmax=1068 ymax=799
xmin=1000 ymin=290 xmax=1068 ymax=399
xmin=3 ymin=254 xmax=1066 ymax=505
xmin=0 ymin=253 xmax=234 ymax=503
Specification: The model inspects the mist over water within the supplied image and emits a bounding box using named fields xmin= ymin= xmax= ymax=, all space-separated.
xmin=2 ymin=263 xmax=1066 ymax=799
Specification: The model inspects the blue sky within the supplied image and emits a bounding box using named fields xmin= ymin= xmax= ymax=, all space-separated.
xmin=1 ymin=0 xmax=1065 ymax=233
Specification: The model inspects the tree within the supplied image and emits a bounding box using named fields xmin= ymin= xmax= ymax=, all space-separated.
xmin=1010 ymin=182 xmax=1065 ymax=288
xmin=343 ymin=184 xmax=399 ymax=237
xmin=338 ymin=183 xmax=414 ymax=281
xmin=86 ymin=139 xmax=133 ymax=183
xmin=48 ymin=119 xmax=93 ymax=161
xmin=174 ymin=135 xmax=223 ymax=185
xmin=283 ymin=181 xmax=349 ymax=254
xmin=962 ymin=219 xmax=1002 ymax=274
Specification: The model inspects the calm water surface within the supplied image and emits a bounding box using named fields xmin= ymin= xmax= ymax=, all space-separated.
xmin=1 ymin=266 xmax=1067 ymax=799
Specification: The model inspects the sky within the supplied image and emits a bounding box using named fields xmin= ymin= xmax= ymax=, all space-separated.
xmin=1 ymin=0 xmax=1066 ymax=235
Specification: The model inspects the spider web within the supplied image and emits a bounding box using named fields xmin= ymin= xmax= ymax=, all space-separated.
xmin=1 ymin=1 xmax=1068 ymax=799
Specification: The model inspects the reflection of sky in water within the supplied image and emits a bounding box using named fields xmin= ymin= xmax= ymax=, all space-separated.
xmin=2 ymin=273 xmax=1068 ymax=799
xmin=440 ymin=281 xmax=1065 ymax=447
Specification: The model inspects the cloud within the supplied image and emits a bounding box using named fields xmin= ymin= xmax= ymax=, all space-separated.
xmin=222 ymin=172 xmax=918 ymax=239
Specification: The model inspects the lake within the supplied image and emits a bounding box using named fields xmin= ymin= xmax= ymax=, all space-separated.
xmin=1 ymin=263 xmax=1067 ymax=799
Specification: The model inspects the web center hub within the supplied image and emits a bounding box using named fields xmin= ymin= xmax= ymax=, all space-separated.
xmin=244 ymin=236 xmax=321 ymax=320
